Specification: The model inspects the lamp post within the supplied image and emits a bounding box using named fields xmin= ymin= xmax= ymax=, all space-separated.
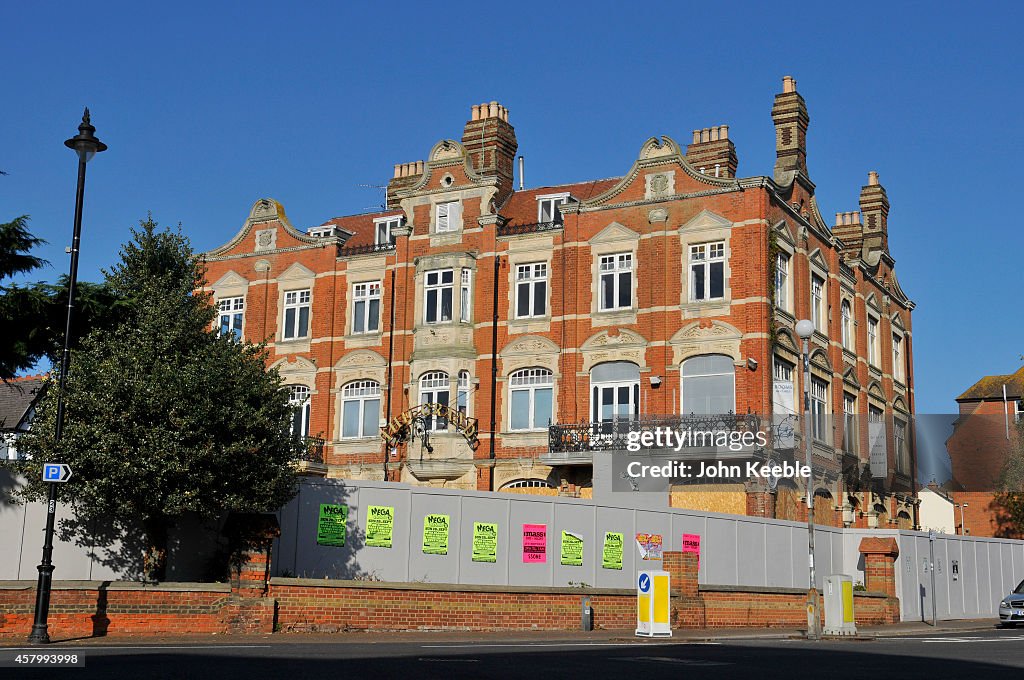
xmin=795 ymin=318 xmax=819 ymax=640
xmin=956 ymin=502 xmax=968 ymax=535
xmin=27 ymin=109 xmax=107 ymax=644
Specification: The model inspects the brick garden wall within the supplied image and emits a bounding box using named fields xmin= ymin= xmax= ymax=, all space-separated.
xmin=0 ymin=546 xmax=900 ymax=638
xmin=0 ymin=582 xmax=274 ymax=639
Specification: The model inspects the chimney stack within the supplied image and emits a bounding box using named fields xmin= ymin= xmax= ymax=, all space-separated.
xmin=771 ymin=75 xmax=810 ymax=182
xmin=461 ymin=100 xmax=518 ymax=204
xmin=859 ymin=170 xmax=890 ymax=255
xmin=685 ymin=124 xmax=738 ymax=178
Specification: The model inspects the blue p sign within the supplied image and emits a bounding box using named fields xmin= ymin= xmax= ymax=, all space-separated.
xmin=42 ymin=463 xmax=71 ymax=482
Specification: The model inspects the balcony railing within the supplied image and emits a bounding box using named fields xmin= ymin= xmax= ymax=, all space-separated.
xmin=338 ymin=242 xmax=396 ymax=257
xmin=295 ymin=436 xmax=325 ymax=464
xmin=497 ymin=220 xmax=563 ymax=237
xmin=548 ymin=413 xmax=760 ymax=454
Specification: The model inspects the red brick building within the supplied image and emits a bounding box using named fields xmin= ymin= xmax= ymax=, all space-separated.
xmin=949 ymin=366 xmax=1024 ymax=536
xmin=202 ymin=77 xmax=917 ymax=525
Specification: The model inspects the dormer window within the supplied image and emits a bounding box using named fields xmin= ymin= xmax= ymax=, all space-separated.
xmin=436 ymin=201 xmax=461 ymax=233
xmin=307 ymin=226 xmax=336 ymax=238
xmin=536 ymin=193 xmax=569 ymax=225
xmin=374 ymin=216 xmax=401 ymax=246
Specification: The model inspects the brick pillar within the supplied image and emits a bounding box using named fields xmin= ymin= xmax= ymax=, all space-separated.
xmin=746 ymin=490 xmax=777 ymax=518
xmin=223 ymin=513 xmax=280 ymax=633
xmin=858 ymin=536 xmax=901 ymax=623
xmin=663 ymin=551 xmax=705 ymax=627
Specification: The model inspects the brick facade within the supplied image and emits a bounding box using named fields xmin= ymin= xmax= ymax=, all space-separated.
xmin=201 ymin=76 xmax=917 ymax=523
xmin=949 ymin=366 xmax=1024 ymax=537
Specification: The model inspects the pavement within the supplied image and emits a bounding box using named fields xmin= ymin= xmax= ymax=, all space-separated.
xmin=0 ymin=620 xmax=1013 ymax=679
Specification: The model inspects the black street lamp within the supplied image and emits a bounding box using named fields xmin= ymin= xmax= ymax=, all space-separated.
xmin=27 ymin=108 xmax=107 ymax=644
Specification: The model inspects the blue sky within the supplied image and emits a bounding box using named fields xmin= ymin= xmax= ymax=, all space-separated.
xmin=5 ymin=1 xmax=1022 ymax=416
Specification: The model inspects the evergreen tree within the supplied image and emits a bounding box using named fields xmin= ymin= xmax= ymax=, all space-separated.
xmin=16 ymin=217 xmax=300 ymax=580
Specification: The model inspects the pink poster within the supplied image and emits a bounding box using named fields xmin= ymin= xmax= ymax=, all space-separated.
xmin=522 ymin=524 xmax=547 ymax=563
xmin=682 ymin=533 xmax=701 ymax=565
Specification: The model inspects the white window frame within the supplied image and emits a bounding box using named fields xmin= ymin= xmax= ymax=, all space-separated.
xmin=598 ymin=253 xmax=633 ymax=311
xmin=843 ymin=393 xmax=858 ymax=454
xmin=867 ymin=316 xmax=879 ymax=366
xmin=810 ymin=377 xmax=828 ymax=442
xmin=341 ymin=380 xmax=381 ymax=439
xmin=536 ymin=193 xmax=568 ymax=224
xmin=374 ymin=216 xmax=401 ymax=246
xmin=689 ymin=241 xmax=726 ymax=302
xmin=352 ymin=281 xmax=382 ymax=334
xmin=841 ymin=300 xmax=853 ymax=350
xmin=892 ymin=334 xmax=903 ymax=382
xmin=811 ymin=275 xmax=825 ymax=333
xmin=217 ymin=296 xmax=244 ymax=340
xmin=288 ymin=385 xmax=311 ymax=438
xmin=283 ymin=289 xmax=311 ymax=340
xmin=424 ymin=269 xmax=454 ymax=324
xmin=435 ymin=201 xmax=460 ymax=233
xmin=775 ymin=252 xmax=790 ymax=312
xmin=508 ymin=368 xmax=554 ymax=431
xmin=457 ymin=370 xmax=471 ymax=415
xmin=773 ymin=359 xmax=793 ymax=382
xmin=419 ymin=371 xmax=451 ymax=431
xmin=460 ymin=269 xmax=471 ymax=323
xmin=894 ymin=418 xmax=909 ymax=473
xmin=515 ymin=262 xmax=548 ymax=319
xmin=681 ymin=355 xmax=736 ymax=416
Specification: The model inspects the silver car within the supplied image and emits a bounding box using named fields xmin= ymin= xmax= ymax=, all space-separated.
xmin=998 ymin=580 xmax=1024 ymax=627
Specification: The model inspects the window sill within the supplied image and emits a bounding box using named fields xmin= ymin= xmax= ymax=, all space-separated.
xmin=508 ymin=316 xmax=551 ymax=335
xmin=277 ymin=337 xmax=311 ymax=354
xmin=592 ymin=309 xmax=637 ymax=327
xmin=501 ymin=430 xmax=550 ymax=448
xmin=682 ymin=300 xmax=729 ymax=319
xmin=429 ymin=231 xmax=463 ymax=247
xmin=345 ymin=332 xmax=384 ymax=348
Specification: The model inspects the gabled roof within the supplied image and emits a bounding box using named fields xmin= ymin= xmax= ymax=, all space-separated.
xmin=498 ymin=179 xmax=620 ymax=227
xmin=0 ymin=376 xmax=47 ymax=430
xmin=957 ymin=365 xmax=1024 ymax=402
xmin=320 ymin=209 xmax=402 ymax=250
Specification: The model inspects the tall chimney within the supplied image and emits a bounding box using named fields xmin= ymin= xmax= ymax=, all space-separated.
xmin=685 ymin=124 xmax=738 ymax=178
xmin=771 ymin=75 xmax=810 ymax=182
xmin=859 ymin=170 xmax=890 ymax=255
xmin=462 ymin=101 xmax=519 ymax=205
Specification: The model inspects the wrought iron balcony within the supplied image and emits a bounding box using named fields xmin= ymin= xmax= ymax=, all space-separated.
xmin=547 ymin=413 xmax=760 ymax=454
xmin=496 ymin=220 xmax=563 ymax=237
xmin=338 ymin=242 xmax=397 ymax=257
xmin=295 ymin=436 xmax=325 ymax=464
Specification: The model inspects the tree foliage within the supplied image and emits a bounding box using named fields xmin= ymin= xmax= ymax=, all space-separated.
xmin=0 ymin=215 xmax=122 ymax=380
xmin=993 ymin=419 xmax=1024 ymax=538
xmin=16 ymin=217 xmax=300 ymax=579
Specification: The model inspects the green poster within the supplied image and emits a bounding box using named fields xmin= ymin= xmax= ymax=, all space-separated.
xmin=560 ymin=531 xmax=584 ymax=566
xmin=317 ymin=504 xmax=348 ymax=547
xmin=472 ymin=522 xmax=498 ymax=563
xmin=601 ymin=531 xmax=624 ymax=570
xmin=422 ymin=514 xmax=450 ymax=555
xmin=366 ymin=505 xmax=394 ymax=548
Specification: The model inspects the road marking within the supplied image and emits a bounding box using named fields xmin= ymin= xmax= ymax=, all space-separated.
xmin=615 ymin=656 xmax=733 ymax=666
xmin=421 ymin=641 xmax=697 ymax=649
xmin=0 ymin=645 xmax=272 ymax=651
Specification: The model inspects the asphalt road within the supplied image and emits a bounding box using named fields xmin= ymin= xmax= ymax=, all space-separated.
xmin=3 ymin=629 xmax=1024 ymax=679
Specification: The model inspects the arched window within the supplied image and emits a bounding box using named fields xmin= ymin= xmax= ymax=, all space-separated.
xmin=457 ymin=370 xmax=471 ymax=415
xmin=590 ymin=361 xmax=639 ymax=424
xmin=503 ymin=479 xmax=555 ymax=490
xmin=288 ymin=385 xmax=311 ymax=438
xmin=509 ymin=368 xmax=554 ymax=431
xmin=681 ymin=355 xmax=735 ymax=415
xmin=341 ymin=380 xmax=381 ymax=438
xmin=841 ymin=300 xmax=852 ymax=350
xmin=419 ymin=371 xmax=450 ymax=431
